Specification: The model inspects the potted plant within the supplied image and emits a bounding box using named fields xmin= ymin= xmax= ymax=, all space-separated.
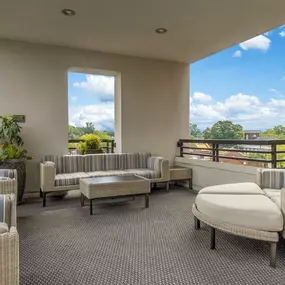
xmin=77 ymin=134 xmax=103 ymax=154
xmin=0 ymin=115 xmax=32 ymax=202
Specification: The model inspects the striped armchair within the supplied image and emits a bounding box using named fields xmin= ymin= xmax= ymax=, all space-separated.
xmin=257 ymin=168 xmax=285 ymax=237
xmin=0 ymin=169 xmax=17 ymax=196
xmin=40 ymin=153 xmax=170 ymax=206
xmin=0 ymin=194 xmax=19 ymax=285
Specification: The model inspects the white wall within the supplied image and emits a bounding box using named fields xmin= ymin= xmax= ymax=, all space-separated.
xmin=175 ymin=157 xmax=257 ymax=191
xmin=0 ymin=40 xmax=189 ymax=195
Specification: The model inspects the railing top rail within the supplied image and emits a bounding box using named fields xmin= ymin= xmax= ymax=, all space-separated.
xmin=69 ymin=138 xmax=114 ymax=143
xmin=178 ymin=139 xmax=285 ymax=145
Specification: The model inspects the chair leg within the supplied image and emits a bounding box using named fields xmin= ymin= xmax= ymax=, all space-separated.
xmin=270 ymin=242 xmax=277 ymax=268
xmin=145 ymin=194 xmax=149 ymax=208
xmin=43 ymin=193 xmax=46 ymax=207
xmin=210 ymin=227 xmax=216 ymax=249
xmin=194 ymin=216 xmax=200 ymax=230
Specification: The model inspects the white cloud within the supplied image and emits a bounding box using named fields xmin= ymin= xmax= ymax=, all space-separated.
xmin=190 ymin=92 xmax=285 ymax=130
xmin=279 ymin=30 xmax=285 ymax=37
xmin=192 ymin=92 xmax=212 ymax=102
xmin=232 ymin=50 xmax=242 ymax=58
xmin=269 ymin=88 xmax=285 ymax=97
xmin=71 ymin=96 xmax=77 ymax=102
xmin=73 ymin=75 xmax=114 ymax=102
xmin=239 ymin=35 xmax=271 ymax=52
xmin=69 ymin=102 xmax=114 ymax=131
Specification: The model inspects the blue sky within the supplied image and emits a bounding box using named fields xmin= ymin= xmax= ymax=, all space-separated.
xmin=190 ymin=24 xmax=285 ymax=131
xmin=68 ymin=24 xmax=285 ymax=132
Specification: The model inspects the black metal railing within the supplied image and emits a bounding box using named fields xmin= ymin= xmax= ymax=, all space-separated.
xmin=68 ymin=139 xmax=116 ymax=154
xmin=177 ymin=139 xmax=285 ymax=168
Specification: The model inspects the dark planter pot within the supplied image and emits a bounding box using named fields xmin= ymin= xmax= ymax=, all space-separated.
xmin=0 ymin=159 xmax=26 ymax=203
xmin=85 ymin=149 xmax=104 ymax=154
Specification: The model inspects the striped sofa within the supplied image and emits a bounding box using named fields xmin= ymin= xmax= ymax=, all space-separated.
xmin=40 ymin=153 xmax=170 ymax=206
xmin=0 ymin=194 xmax=19 ymax=285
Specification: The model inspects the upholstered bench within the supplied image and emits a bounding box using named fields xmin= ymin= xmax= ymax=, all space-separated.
xmin=193 ymin=182 xmax=283 ymax=268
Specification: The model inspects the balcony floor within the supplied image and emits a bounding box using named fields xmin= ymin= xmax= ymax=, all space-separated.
xmin=18 ymin=186 xmax=285 ymax=284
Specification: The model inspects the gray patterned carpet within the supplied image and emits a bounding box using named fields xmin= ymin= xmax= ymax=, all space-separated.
xmin=18 ymin=187 xmax=285 ymax=285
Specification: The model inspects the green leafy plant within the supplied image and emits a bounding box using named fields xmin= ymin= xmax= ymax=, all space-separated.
xmin=0 ymin=115 xmax=32 ymax=161
xmin=77 ymin=134 xmax=102 ymax=155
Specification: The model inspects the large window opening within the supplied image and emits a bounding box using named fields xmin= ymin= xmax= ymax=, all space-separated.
xmin=68 ymin=70 xmax=115 ymax=154
xmin=189 ymin=23 xmax=285 ymax=167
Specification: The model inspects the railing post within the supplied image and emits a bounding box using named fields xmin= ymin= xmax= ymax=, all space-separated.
xmin=177 ymin=141 xmax=183 ymax=157
xmin=272 ymin=144 xmax=277 ymax=168
xmin=111 ymin=140 xmax=115 ymax=153
xmin=212 ymin=144 xmax=216 ymax=161
xmin=215 ymin=143 xmax=219 ymax=162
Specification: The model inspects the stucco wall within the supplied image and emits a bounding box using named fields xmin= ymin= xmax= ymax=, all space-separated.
xmin=175 ymin=157 xmax=257 ymax=191
xmin=0 ymin=40 xmax=189 ymax=194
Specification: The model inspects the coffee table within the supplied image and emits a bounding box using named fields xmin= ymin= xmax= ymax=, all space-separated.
xmin=80 ymin=175 xmax=150 ymax=215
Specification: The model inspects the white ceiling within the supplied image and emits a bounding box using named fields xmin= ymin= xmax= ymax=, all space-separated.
xmin=0 ymin=0 xmax=285 ymax=63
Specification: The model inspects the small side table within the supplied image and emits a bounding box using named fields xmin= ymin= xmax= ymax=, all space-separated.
xmin=170 ymin=166 xmax=192 ymax=189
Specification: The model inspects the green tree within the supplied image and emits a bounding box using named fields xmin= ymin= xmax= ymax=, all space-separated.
xmin=273 ymin=125 xmax=285 ymax=137
xmin=190 ymin=123 xmax=202 ymax=138
xmin=68 ymin=125 xmax=84 ymax=139
xmin=203 ymin=121 xmax=244 ymax=140
xmin=81 ymin=122 xmax=96 ymax=134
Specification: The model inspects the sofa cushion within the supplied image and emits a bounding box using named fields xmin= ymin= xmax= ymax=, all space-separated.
xmin=84 ymin=154 xmax=105 ymax=172
xmin=119 ymin=153 xmax=151 ymax=169
xmin=124 ymin=169 xmax=160 ymax=179
xmin=87 ymin=170 xmax=130 ymax=177
xmin=43 ymin=155 xmax=64 ymax=174
xmin=0 ymin=169 xmax=15 ymax=179
xmin=0 ymin=195 xmax=11 ymax=226
xmin=196 ymin=194 xmax=283 ymax=232
xmin=199 ymin=182 xmax=264 ymax=195
xmin=62 ymin=155 xmax=84 ymax=173
xmin=55 ymin=172 xmax=90 ymax=187
xmin=0 ymin=222 xmax=8 ymax=234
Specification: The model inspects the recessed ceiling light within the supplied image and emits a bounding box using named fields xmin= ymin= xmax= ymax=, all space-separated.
xmin=62 ymin=9 xmax=76 ymax=16
xmin=155 ymin=28 xmax=167 ymax=34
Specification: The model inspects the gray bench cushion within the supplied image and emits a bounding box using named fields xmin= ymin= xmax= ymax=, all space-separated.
xmin=0 ymin=169 xmax=14 ymax=178
xmin=124 ymin=169 xmax=160 ymax=179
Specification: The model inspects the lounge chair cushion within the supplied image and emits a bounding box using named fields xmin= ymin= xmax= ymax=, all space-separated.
xmin=263 ymin=188 xmax=281 ymax=208
xmin=196 ymin=193 xmax=283 ymax=232
xmin=0 ymin=222 xmax=8 ymax=234
xmin=199 ymin=182 xmax=264 ymax=195
xmin=0 ymin=194 xmax=11 ymax=225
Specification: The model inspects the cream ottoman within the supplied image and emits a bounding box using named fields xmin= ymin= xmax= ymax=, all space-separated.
xmin=193 ymin=182 xmax=283 ymax=268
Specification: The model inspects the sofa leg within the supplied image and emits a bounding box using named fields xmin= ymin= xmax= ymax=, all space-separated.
xmin=210 ymin=227 xmax=216 ymax=250
xmin=166 ymin=182 xmax=170 ymax=193
xmin=43 ymin=193 xmax=46 ymax=207
xmin=270 ymin=242 xmax=277 ymax=268
xmin=145 ymin=194 xmax=149 ymax=208
xmin=194 ymin=216 xmax=200 ymax=230
xmin=40 ymin=188 xmax=43 ymax=198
